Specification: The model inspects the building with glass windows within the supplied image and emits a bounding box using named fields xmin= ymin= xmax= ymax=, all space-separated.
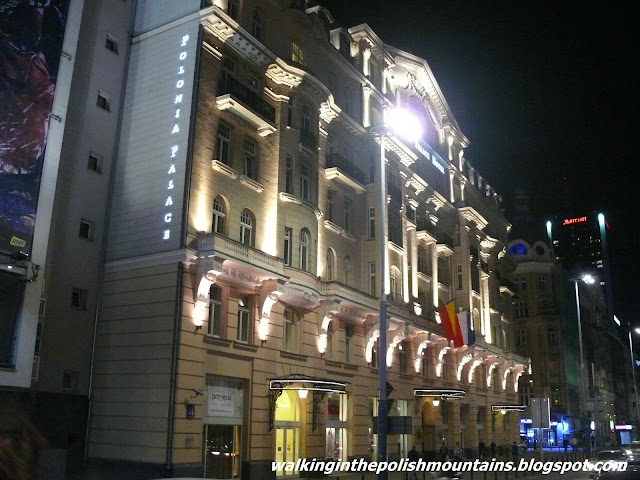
xmin=82 ymin=1 xmax=528 ymax=477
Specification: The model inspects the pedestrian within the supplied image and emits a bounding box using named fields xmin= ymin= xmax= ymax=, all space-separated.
xmin=440 ymin=443 xmax=448 ymax=460
xmin=454 ymin=442 xmax=463 ymax=460
xmin=478 ymin=440 xmax=485 ymax=460
xmin=408 ymin=444 xmax=420 ymax=480
xmin=490 ymin=441 xmax=496 ymax=458
xmin=563 ymin=438 xmax=568 ymax=452
xmin=571 ymin=436 xmax=578 ymax=451
xmin=511 ymin=441 xmax=519 ymax=462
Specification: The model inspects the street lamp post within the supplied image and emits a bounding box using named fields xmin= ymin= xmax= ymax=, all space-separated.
xmin=371 ymin=108 xmax=421 ymax=480
xmin=573 ymin=274 xmax=594 ymax=455
xmin=628 ymin=327 xmax=640 ymax=430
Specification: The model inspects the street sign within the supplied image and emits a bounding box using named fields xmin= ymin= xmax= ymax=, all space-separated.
xmin=386 ymin=381 xmax=394 ymax=397
xmin=531 ymin=398 xmax=550 ymax=428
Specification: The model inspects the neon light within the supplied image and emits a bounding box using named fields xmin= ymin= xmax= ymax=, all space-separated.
xmin=562 ymin=216 xmax=588 ymax=226
xmin=163 ymin=33 xmax=190 ymax=241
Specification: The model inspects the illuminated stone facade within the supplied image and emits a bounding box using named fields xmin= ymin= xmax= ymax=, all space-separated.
xmin=90 ymin=1 xmax=526 ymax=476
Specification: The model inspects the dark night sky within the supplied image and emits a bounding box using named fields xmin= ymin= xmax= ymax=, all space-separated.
xmin=319 ymin=1 xmax=639 ymax=324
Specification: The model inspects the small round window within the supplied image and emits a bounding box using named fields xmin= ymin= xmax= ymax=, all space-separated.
xmin=535 ymin=245 xmax=545 ymax=256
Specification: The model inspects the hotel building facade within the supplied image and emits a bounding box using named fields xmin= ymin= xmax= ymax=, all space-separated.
xmin=86 ymin=1 xmax=527 ymax=477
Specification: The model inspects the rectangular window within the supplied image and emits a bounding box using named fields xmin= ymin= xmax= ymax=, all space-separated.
xmin=237 ymin=295 xmax=250 ymax=343
xmin=343 ymin=198 xmax=351 ymax=231
xmin=283 ymin=308 xmax=300 ymax=353
xmin=78 ymin=218 xmax=94 ymax=240
xmin=88 ymin=152 xmax=103 ymax=173
xmin=222 ymin=57 xmax=235 ymax=75
xmin=105 ymin=35 xmax=119 ymax=54
xmin=301 ymin=104 xmax=311 ymax=131
xmin=421 ymin=353 xmax=429 ymax=379
xmin=371 ymin=339 xmax=379 ymax=368
xmin=368 ymin=207 xmax=375 ymax=239
xmin=283 ymin=227 xmax=292 ymax=266
xmin=71 ymin=288 xmax=87 ymax=310
xmin=287 ymin=95 xmax=294 ymax=127
xmin=418 ymin=246 xmax=428 ymax=274
xmin=208 ymin=285 xmax=222 ymax=337
xmin=292 ymin=41 xmax=305 ymax=65
xmin=399 ymin=342 xmax=408 ymax=374
xmin=216 ymin=122 xmax=231 ymax=164
xmin=456 ymin=264 xmax=463 ymax=290
xmin=285 ymin=155 xmax=293 ymax=194
xmin=244 ymin=138 xmax=258 ymax=180
xmin=368 ymin=262 xmax=376 ymax=296
xmin=299 ymin=162 xmax=309 ymax=200
xmin=63 ymin=370 xmax=80 ymax=392
xmin=96 ymin=91 xmax=111 ymax=112
xmin=345 ymin=326 xmax=353 ymax=363
xmin=537 ymin=275 xmax=546 ymax=290
xmin=326 ymin=190 xmax=335 ymax=222
xmin=227 ymin=0 xmax=238 ymax=19
xmin=516 ymin=301 xmax=529 ymax=318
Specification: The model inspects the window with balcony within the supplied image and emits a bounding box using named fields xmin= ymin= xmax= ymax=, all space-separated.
xmin=216 ymin=122 xmax=231 ymax=165
xmin=237 ymin=295 xmax=251 ymax=343
xmin=243 ymin=138 xmax=258 ymax=180
xmin=299 ymin=229 xmax=310 ymax=271
xmin=213 ymin=196 xmax=226 ymax=234
xmin=208 ymin=285 xmax=222 ymax=337
xmin=240 ymin=208 xmax=254 ymax=246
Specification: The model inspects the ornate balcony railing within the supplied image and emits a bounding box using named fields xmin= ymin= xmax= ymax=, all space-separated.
xmin=325 ymin=153 xmax=365 ymax=186
xmin=219 ymin=76 xmax=276 ymax=124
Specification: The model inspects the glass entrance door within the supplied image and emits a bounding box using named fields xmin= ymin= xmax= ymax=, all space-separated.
xmin=275 ymin=427 xmax=299 ymax=477
xmin=204 ymin=424 xmax=241 ymax=479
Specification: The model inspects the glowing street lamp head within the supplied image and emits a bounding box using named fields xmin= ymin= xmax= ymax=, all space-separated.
xmin=386 ymin=108 xmax=422 ymax=141
xmin=582 ymin=274 xmax=595 ymax=285
xmin=635 ymin=327 xmax=640 ymax=335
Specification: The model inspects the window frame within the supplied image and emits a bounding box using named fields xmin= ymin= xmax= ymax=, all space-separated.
xmin=216 ymin=121 xmax=231 ymax=165
xmin=237 ymin=294 xmax=251 ymax=343
xmin=299 ymin=229 xmax=310 ymax=271
xmin=208 ymin=285 xmax=223 ymax=337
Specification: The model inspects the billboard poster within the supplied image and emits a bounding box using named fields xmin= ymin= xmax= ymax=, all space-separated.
xmin=0 ymin=0 xmax=70 ymax=254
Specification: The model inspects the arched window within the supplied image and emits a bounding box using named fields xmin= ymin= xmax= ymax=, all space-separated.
xmin=326 ymin=249 xmax=336 ymax=281
xmin=343 ymin=256 xmax=352 ymax=286
xmin=240 ymin=209 xmax=254 ymax=246
xmin=212 ymin=196 xmax=226 ymax=234
xmin=299 ymin=229 xmax=309 ymax=271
